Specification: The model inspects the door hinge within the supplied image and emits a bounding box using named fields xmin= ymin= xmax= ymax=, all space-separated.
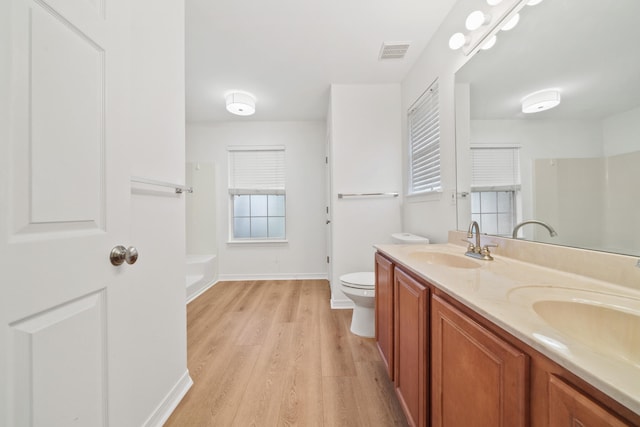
xmin=326 ymin=256 xmax=330 ymax=263
xmin=325 ymin=156 xmax=328 ymax=164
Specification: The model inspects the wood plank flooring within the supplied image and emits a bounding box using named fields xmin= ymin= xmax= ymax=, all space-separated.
xmin=165 ymin=279 xmax=408 ymax=427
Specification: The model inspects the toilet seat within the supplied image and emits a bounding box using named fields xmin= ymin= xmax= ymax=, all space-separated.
xmin=340 ymin=272 xmax=375 ymax=290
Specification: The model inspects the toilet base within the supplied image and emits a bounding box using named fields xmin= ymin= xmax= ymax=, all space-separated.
xmin=349 ymin=305 xmax=375 ymax=338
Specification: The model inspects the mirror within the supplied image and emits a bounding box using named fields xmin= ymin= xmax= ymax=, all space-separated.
xmin=455 ymin=0 xmax=640 ymax=257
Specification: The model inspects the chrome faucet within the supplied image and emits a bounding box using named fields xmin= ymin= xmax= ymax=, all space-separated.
xmin=512 ymin=220 xmax=557 ymax=239
xmin=465 ymin=221 xmax=495 ymax=260
xmin=467 ymin=220 xmax=481 ymax=251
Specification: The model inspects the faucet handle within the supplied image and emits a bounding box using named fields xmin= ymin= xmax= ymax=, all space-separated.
xmin=480 ymin=244 xmax=497 ymax=260
xmin=461 ymin=238 xmax=475 ymax=252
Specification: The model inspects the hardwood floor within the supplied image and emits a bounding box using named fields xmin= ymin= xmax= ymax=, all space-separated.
xmin=165 ymin=279 xmax=408 ymax=427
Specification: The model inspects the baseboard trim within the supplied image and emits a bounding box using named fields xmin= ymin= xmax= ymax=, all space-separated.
xmin=331 ymin=298 xmax=355 ymax=309
xmin=217 ymin=273 xmax=329 ymax=282
xmin=142 ymin=370 xmax=193 ymax=427
xmin=186 ymin=279 xmax=218 ymax=304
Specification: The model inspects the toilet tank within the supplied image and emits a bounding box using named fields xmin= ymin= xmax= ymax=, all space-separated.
xmin=391 ymin=232 xmax=429 ymax=244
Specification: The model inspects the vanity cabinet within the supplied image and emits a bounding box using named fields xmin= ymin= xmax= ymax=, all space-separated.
xmin=431 ymin=295 xmax=528 ymax=427
xmin=394 ymin=267 xmax=429 ymax=427
xmin=375 ymin=253 xmax=394 ymax=378
xmin=374 ymin=253 xmax=640 ymax=427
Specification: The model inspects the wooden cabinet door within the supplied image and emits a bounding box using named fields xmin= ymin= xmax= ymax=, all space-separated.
xmin=431 ymin=295 xmax=528 ymax=427
xmin=548 ymin=375 xmax=632 ymax=427
xmin=394 ymin=267 xmax=429 ymax=427
xmin=375 ymin=253 xmax=394 ymax=379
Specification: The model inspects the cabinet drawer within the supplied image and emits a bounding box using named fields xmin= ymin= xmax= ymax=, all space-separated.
xmin=549 ymin=375 xmax=632 ymax=427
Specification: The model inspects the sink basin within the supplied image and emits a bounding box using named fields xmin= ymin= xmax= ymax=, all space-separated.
xmin=508 ymin=286 xmax=640 ymax=366
xmin=407 ymin=251 xmax=482 ymax=269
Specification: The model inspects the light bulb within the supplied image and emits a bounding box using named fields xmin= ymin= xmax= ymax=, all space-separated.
xmin=481 ymin=35 xmax=497 ymax=50
xmin=448 ymin=33 xmax=467 ymax=50
xmin=501 ymin=13 xmax=520 ymax=31
xmin=466 ymin=11 xmax=489 ymax=31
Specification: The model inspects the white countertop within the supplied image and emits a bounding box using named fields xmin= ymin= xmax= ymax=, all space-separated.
xmin=374 ymin=242 xmax=640 ymax=415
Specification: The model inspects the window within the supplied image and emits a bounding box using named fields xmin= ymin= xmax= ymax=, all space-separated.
xmin=228 ymin=147 xmax=286 ymax=240
xmin=471 ymin=191 xmax=516 ymax=236
xmin=408 ymin=79 xmax=440 ymax=195
xmin=470 ymin=146 xmax=520 ymax=236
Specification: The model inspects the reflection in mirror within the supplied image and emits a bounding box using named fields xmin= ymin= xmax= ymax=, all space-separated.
xmin=455 ymin=0 xmax=640 ymax=257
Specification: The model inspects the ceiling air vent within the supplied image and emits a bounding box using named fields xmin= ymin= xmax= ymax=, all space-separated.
xmin=379 ymin=42 xmax=411 ymax=60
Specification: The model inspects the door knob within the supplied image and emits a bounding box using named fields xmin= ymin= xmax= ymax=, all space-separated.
xmin=110 ymin=245 xmax=139 ymax=266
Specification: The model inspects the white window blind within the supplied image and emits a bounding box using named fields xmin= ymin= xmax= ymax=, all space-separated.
xmin=471 ymin=147 xmax=521 ymax=190
xmin=228 ymin=147 xmax=285 ymax=195
xmin=409 ymin=80 xmax=441 ymax=194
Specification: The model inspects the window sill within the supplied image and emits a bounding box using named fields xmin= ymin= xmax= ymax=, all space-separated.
xmin=227 ymin=239 xmax=289 ymax=245
xmin=406 ymin=190 xmax=443 ymax=203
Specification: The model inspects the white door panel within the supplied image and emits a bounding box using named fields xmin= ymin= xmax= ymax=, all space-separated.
xmin=10 ymin=291 xmax=107 ymax=426
xmin=2 ymin=0 xmax=130 ymax=425
xmin=29 ymin=4 xmax=105 ymax=225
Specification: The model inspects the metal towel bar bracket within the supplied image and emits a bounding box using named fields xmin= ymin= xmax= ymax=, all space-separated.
xmin=131 ymin=176 xmax=193 ymax=194
xmin=338 ymin=192 xmax=399 ymax=199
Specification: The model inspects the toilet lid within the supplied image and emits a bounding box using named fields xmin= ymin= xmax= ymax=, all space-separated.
xmin=340 ymin=272 xmax=375 ymax=289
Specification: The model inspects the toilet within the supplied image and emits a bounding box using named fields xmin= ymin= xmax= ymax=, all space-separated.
xmin=340 ymin=272 xmax=377 ymax=337
xmin=340 ymin=233 xmax=429 ymax=338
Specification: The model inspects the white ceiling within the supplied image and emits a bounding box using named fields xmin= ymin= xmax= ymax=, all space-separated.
xmin=185 ymin=0 xmax=458 ymax=123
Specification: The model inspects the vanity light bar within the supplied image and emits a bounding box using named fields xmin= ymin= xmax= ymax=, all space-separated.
xmin=449 ymin=0 xmax=541 ymax=56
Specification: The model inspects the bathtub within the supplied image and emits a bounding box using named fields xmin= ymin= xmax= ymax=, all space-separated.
xmin=185 ymin=254 xmax=218 ymax=303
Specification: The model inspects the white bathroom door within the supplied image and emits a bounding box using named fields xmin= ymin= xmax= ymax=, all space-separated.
xmin=1 ymin=0 xmax=133 ymax=425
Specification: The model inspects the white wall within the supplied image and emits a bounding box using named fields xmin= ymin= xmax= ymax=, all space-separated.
xmin=328 ymin=84 xmax=403 ymax=306
xmin=400 ymin=0 xmax=474 ymax=242
xmin=186 ymin=162 xmax=216 ymax=255
xmin=186 ymin=121 xmax=327 ymax=280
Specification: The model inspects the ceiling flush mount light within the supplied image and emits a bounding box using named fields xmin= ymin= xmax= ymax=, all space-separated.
xmin=527 ymin=0 xmax=543 ymax=5
xmin=225 ymin=91 xmax=256 ymax=116
xmin=522 ymin=89 xmax=561 ymax=113
xmin=487 ymin=0 xmax=503 ymax=5
xmin=465 ymin=11 xmax=491 ymax=31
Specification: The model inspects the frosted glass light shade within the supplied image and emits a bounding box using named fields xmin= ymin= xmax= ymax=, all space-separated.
xmin=466 ymin=11 xmax=490 ymax=31
xmin=527 ymin=0 xmax=544 ymax=5
xmin=501 ymin=13 xmax=520 ymax=31
xmin=522 ymin=89 xmax=561 ymax=113
xmin=487 ymin=0 xmax=503 ymax=5
xmin=449 ymin=32 xmax=467 ymax=50
xmin=481 ymin=35 xmax=497 ymax=50
xmin=225 ymin=91 xmax=256 ymax=116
